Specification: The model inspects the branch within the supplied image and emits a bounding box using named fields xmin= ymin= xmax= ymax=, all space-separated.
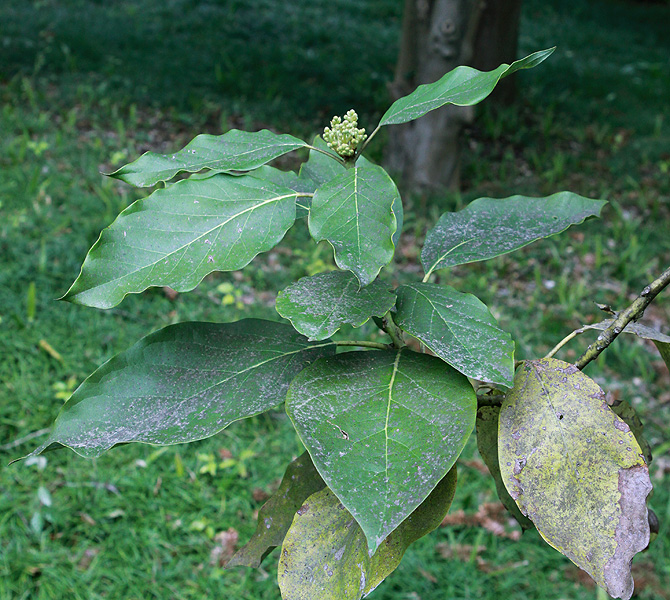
xmin=575 ymin=265 xmax=670 ymax=370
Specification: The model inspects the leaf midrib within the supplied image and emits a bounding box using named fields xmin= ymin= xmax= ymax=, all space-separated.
xmin=384 ymin=65 xmax=508 ymax=123
xmin=404 ymin=285 xmax=484 ymax=373
xmin=383 ymin=350 xmax=402 ymax=518
xmin=530 ymin=363 xmax=581 ymax=483
xmin=126 ymin=135 xmax=305 ymax=178
xmin=424 ymin=237 xmax=475 ymax=278
xmin=83 ymin=191 xmax=299 ymax=292
xmin=62 ymin=340 xmax=334 ymax=422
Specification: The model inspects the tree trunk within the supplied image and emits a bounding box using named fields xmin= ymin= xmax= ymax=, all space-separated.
xmin=386 ymin=0 xmax=522 ymax=193
xmin=472 ymin=0 xmax=523 ymax=104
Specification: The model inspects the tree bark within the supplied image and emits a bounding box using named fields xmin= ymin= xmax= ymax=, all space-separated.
xmin=386 ymin=0 xmax=523 ymax=193
xmin=472 ymin=0 xmax=523 ymax=104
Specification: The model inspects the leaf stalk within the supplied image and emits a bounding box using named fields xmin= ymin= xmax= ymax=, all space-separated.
xmin=304 ymin=144 xmax=346 ymax=166
xmin=335 ymin=340 xmax=391 ymax=351
xmin=544 ymin=328 xmax=585 ymax=359
xmin=379 ymin=311 xmax=405 ymax=349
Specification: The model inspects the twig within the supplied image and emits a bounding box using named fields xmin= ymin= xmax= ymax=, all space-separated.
xmin=575 ymin=265 xmax=670 ymax=370
xmin=0 ymin=428 xmax=49 ymax=451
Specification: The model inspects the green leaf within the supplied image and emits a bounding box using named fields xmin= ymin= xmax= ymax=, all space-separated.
xmin=247 ymin=165 xmax=317 ymax=218
xmin=278 ymin=467 xmax=457 ymax=600
xmin=28 ymin=320 xmax=335 ymax=459
xmin=379 ymin=48 xmax=555 ymax=126
xmin=582 ymin=318 xmax=670 ymax=374
xmin=109 ymin=129 xmax=308 ymax=187
xmin=394 ymin=283 xmax=515 ymax=386
xmin=228 ymin=452 xmax=325 ymax=569
xmin=421 ymin=193 xmax=606 ymax=278
xmin=475 ymin=406 xmax=533 ymax=529
xmin=653 ymin=340 xmax=670 ymax=371
xmin=63 ymin=174 xmax=301 ymax=309
xmin=499 ymin=359 xmax=652 ymax=600
xmin=276 ymin=271 xmax=396 ymax=341
xmin=309 ymin=165 xmax=399 ymax=286
xmin=299 ymin=138 xmax=403 ymax=245
xmin=286 ymin=349 xmax=475 ymax=551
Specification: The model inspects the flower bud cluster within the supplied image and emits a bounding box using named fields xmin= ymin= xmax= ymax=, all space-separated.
xmin=323 ymin=109 xmax=367 ymax=157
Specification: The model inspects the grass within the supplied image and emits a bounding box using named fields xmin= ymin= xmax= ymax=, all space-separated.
xmin=1 ymin=0 xmax=669 ymax=598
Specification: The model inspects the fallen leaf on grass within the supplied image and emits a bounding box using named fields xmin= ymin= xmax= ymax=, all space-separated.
xmin=252 ymin=488 xmax=270 ymax=503
xmin=460 ymin=458 xmax=490 ymax=475
xmin=436 ymin=543 xmax=486 ymax=562
xmin=39 ymin=339 xmax=63 ymax=362
xmin=565 ymin=560 xmax=668 ymax=599
xmin=417 ymin=567 xmax=437 ymax=583
xmin=77 ymin=547 xmax=100 ymax=570
xmin=210 ymin=527 xmax=239 ymax=567
xmin=436 ymin=543 xmax=528 ymax=574
xmin=79 ymin=512 xmax=96 ymax=526
xmin=440 ymin=502 xmax=521 ymax=540
xmin=163 ymin=286 xmax=179 ymax=300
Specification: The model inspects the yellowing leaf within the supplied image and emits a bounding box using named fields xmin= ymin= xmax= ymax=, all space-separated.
xmin=278 ymin=467 xmax=457 ymax=600
xmin=499 ymin=359 xmax=652 ymax=600
xmin=228 ymin=453 xmax=325 ymax=569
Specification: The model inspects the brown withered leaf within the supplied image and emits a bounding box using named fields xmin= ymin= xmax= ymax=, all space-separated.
xmin=440 ymin=502 xmax=521 ymax=540
xmin=210 ymin=527 xmax=239 ymax=567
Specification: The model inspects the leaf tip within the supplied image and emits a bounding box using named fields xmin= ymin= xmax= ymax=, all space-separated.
xmin=7 ymin=454 xmax=28 ymax=466
xmin=8 ymin=440 xmax=49 ymax=466
xmin=57 ymin=286 xmax=115 ymax=310
xmin=57 ymin=286 xmax=78 ymax=305
xmin=105 ymin=165 xmax=135 ymax=185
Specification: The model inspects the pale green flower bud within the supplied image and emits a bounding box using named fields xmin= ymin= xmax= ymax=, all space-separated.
xmin=323 ymin=109 xmax=367 ymax=158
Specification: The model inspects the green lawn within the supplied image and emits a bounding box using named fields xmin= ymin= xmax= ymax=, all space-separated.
xmin=1 ymin=0 xmax=669 ymax=599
